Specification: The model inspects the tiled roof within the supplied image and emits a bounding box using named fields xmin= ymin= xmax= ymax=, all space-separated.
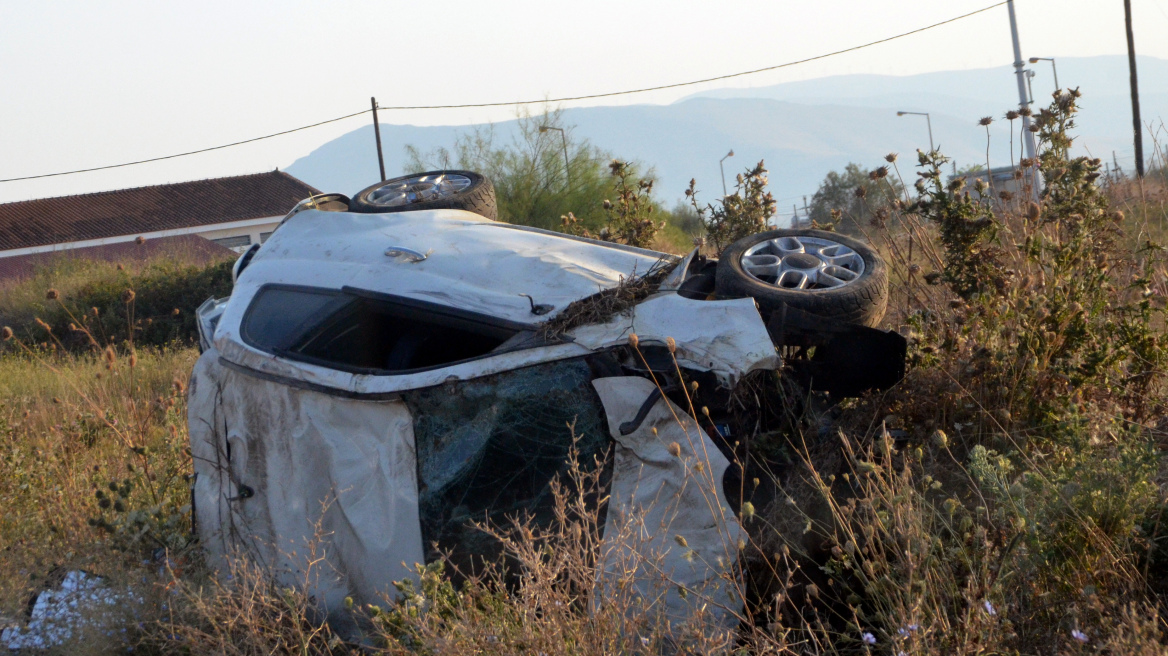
xmin=0 ymin=234 xmax=236 ymax=282
xmin=0 ymin=171 xmax=319 ymax=252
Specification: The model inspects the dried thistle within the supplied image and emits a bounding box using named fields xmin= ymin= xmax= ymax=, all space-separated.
xmin=121 ymin=289 xmax=136 ymax=304
xmin=1 ymin=326 xmax=12 ymax=341
xmin=135 ymin=235 xmax=146 ymax=244
xmin=854 ymin=186 xmax=868 ymax=199
xmin=884 ymin=153 xmax=898 ymax=163
xmin=978 ymin=116 xmax=994 ymax=126
xmin=45 ymin=289 xmax=60 ymax=300
xmin=1005 ymin=110 xmax=1020 ymax=121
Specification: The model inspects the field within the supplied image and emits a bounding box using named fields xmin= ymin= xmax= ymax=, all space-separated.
xmin=4 ymin=94 xmax=1168 ymax=654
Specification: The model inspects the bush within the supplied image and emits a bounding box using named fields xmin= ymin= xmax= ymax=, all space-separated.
xmin=1 ymin=258 xmax=233 ymax=352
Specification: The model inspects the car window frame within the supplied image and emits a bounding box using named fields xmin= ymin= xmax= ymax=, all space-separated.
xmin=240 ymin=283 xmax=543 ymax=376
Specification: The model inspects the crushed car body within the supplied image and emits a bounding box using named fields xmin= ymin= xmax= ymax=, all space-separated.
xmin=188 ymin=171 xmax=906 ymax=636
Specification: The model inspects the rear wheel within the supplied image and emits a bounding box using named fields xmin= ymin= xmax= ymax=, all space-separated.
xmin=350 ymin=170 xmax=497 ymax=220
xmin=715 ymin=229 xmax=888 ymax=326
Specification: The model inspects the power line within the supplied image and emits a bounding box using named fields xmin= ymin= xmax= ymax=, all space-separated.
xmin=376 ymin=1 xmax=1009 ymax=110
xmin=1 ymin=1 xmax=1008 ymax=185
xmin=0 ymin=109 xmax=371 ymax=184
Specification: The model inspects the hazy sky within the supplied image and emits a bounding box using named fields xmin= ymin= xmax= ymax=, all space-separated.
xmin=2 ymin=0 xmax=1167 ymax=203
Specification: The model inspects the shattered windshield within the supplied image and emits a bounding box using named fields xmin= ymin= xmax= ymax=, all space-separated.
xmin=404 ymin=358 xmax=612 ymax=577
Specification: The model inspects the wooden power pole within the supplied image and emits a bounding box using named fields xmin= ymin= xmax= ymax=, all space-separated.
xmin=1124 ymin=0 xmax=1145 ymax=177
xmin=371 ymin=97 xmax=386 ymax=182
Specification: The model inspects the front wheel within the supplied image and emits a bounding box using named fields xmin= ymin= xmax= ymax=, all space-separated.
xmin=715 ymin=229 xmax=888 ymax=327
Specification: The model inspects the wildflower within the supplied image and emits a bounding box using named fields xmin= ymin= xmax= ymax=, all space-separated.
xmin=978 ymin=116 xmax=994 ymax=126
xmin=667 ymin=442 xmax=682 ymax=458
xmin=1071 ymin=629 xmax=1088 ymax=643
xmin=885 ymin=153 xmax=898 ymax=163
xmin=1005 ymin=110 xmax=1020 ymax=120
xmin=639 ymin=636 xmax=650 ymax=647
xmin=1020 ymin=106 xmax=1032 ymax=117
xmin=930 ymin=430 xmax=948 ymax=448
xmin=121 ymin=289 xmax=136 ymax=304
xmin=46 ymin=288 xmax=60 ymax=300
xmin=983 ymin=600 xmax=996 ymax=616
xmin=602 ymin=199 xmax=612 ymax=210
xmin=862 ymin=632 xmax=876 ymax=645
xmin=1 ymin=326 xmax=12 ymax=341
xmin=1025 ymin=202 xmax=1041 ymax=221
xmin=135 ymin=235 xmax=146 ymax=244
xmin=627 ymin=333 xmax=639 ymax=349
xmin=666 ymin=336 xmax=676 ymax=354
xmin=741 ymin=501 xmax=755 ymax=520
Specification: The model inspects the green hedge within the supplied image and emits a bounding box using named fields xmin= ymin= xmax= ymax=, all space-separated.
xmin=2 ymin=259 xmax=234 ymax=351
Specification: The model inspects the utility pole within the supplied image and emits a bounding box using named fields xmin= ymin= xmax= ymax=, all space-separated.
xmin=371 ymin=97 xmax=386 ymax=182
xmin=538 ymin=126 xmax=571 ymax=190
xmin=1124 ymin=0 xmax=1145 ymax=177
xmin=1006 ymin=1 xmax=1037 ymax=162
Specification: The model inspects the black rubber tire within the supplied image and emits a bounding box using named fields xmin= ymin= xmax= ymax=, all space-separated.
xmin=715 ymin=228 xmax=888 ymax=327
xmin=349 ymin=170 xmax=497 ymax=221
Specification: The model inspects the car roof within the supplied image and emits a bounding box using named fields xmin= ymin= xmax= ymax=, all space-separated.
xmin=237 ymin=208 xmax=672 ymax=325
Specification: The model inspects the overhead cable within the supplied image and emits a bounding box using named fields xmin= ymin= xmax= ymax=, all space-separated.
xmin=0 ymin=2 xmax=1009 ymax=184
xmin=0 ymin=109 xmax=371 ymax=183
xmin=376 ymin=2 xmax=1009 ymax=110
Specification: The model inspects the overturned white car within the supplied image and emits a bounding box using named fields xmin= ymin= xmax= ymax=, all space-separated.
xmin=188 ymin=171 xmax=904 ymax=635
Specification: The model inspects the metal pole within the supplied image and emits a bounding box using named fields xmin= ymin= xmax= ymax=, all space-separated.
xmin=1050 ymin=59 xmax=1059 ymax=91
xmin=558 ymin=130 xmax=571 ymax=190
xmin=1125 ymin=0 xmax=1145 ymax=177
xmin=371 ymin=97 xmax=386 ymax=182
xmin=1007 ymin=0 xmax=1037 ymax=161
xmin=925 ymin=114 xmax=935 ymax=152
xmin=719 ymin=160 xmax=728 ymax=196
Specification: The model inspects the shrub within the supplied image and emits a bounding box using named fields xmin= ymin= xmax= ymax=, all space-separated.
xmin=686 ymin=159 xmax=777 ymax=253
xmin=1 ymin=258 xmax=233 ymax=352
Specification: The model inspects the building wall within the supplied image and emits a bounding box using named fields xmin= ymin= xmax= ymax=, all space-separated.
xmin=197 ymin=220 xmax=282 ymax=253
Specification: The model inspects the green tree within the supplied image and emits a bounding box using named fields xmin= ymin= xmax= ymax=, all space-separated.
xmin=405 ymin=108 xmax=618 ymax=232
xmin=808 ymin=162 xmax=904 ymax=234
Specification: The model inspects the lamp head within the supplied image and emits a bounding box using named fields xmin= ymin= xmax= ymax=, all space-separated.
xmin=539 ymin=126 xmax=549 ymax=133
xmin=897 ymin=111 xmax=907 ymax=116
xmin=727 ymin=149 xmax=734 ymax=157
xmin=1029 ymin=57 xmax=1040 ymax=63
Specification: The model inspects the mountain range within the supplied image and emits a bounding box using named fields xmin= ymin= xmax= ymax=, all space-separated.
xmin=286 ymin=55 xmax=1168 ymax=223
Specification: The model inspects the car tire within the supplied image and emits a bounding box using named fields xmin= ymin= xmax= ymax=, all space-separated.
xmin=350 ymin=170 xmax=498 ymax=221
xmin=715 ymin=228 xmax=888 ymax=327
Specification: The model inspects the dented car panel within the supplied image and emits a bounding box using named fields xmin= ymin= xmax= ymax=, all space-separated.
xmin=190 ymin=200 xmax=902 ymax=635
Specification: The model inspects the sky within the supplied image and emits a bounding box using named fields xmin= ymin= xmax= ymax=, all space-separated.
xmin=2 ymin=0 xmax=1167 ymax=204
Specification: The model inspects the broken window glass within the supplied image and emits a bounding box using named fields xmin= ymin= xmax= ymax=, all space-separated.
xmin=404 ymin=358 xmax=612 ymax=580
xmin=240 ymin=285 xmax=526 ymax=373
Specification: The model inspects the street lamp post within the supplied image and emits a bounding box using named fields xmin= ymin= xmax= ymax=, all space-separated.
xmin=1028 ymin=56 xmax=1059 ymax=91
xmin=538 ymin=126 xmax=571 ymax=190
xmin=897 ymin=111 xmax=934 ymax=152
xmin=719 ymin=150 xmax=735 ymax=196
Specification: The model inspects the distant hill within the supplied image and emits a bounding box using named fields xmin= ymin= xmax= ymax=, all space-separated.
xmin=286 ymin=55 xmax=1167 ymax=224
